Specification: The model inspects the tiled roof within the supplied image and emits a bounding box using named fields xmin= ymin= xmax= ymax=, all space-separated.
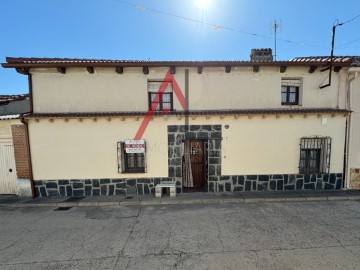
xmin=290 ymin=56 xmax=354 ymax=63
xmin=0 ymin=114 xmax=20 ymax=120
xmin=24 ymin=108 xmax=349 ymax=119
xmin=1 ymin=56 xmax=354 ymax=68
xmin=0 ymin=94 xmax=29 ymax=105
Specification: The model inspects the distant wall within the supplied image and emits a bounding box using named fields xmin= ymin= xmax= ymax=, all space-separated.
xmin=349 ymin=70 xmax=360 ymax=189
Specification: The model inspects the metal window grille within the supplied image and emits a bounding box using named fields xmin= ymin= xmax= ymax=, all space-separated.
xmin=299 ymin=136 xmax=331 ymax=174
xmin=117 ymin=142 xmax=146 ymax=173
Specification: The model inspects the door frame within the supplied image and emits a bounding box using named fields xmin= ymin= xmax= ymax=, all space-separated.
xmin=182 ymin=139 xmax=208 ymax=191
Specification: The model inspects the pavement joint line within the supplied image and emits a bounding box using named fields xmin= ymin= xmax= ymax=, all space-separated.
xmin=160 ymin=200 xmax=180 ymax=205
xmin=327 ymin=196 xmax=348 ymax=201
xmin=264 ymin=198 xmax=286 ymax=202
xmin=12 ymin=203 xmax=35 ymax=208
xmin=306 ymin=197 xmax=327 ymax=201
xmin=202 ymin=199 xmax=223 ymax=204
xmin=285 ymin=197 xmax=307 ymax=201
xmin=180 ymin=199 xmax=204 ymax=205
xmin=36 ymin=203 xmax=58 ymax=207
xmin=120 ymin=201 xmax=140 ymax=206
xmin=160 ymin=200 xmax=179 ymax=205
xmin=244 ymin=198 xmax=266 ymax=203
xmin=57 ymin=202 xmax=78 ymax=207
xmin=98 ymin=201 xmax=120 ymax=206
xmin=140 ymin=200 xmax=161 ymax=206
xmin=78 ymin=202 xmax=100 ymax=207
xmin=19 ymin=203 xmax=38 ymax=207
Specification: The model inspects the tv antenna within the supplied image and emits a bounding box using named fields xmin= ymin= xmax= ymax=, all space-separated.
xmin=271 ymin=19 xmax=282 ymax=60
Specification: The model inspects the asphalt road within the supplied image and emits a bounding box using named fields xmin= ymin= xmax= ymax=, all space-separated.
xmin=0 ymin=200 xmax=360 ymax=270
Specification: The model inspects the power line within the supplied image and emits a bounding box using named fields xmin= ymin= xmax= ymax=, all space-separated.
xmin=336 ymin=37 xmax=360 ymax=48
xmin=336 ymin=45 xmax=360 ymax=50
xmin=319 ymin=13 xmax=360 ymax=89
xmin=337 ymin=13 xmax=360 ymax=26
xmin=115 ymin=0 xmax=270 ymax=38
xmin=115 ymin=0 xmax=329 ymax=51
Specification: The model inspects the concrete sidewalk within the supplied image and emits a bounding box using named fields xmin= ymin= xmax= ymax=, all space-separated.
xmin=0 ymin=189 xmax=360 ymax=208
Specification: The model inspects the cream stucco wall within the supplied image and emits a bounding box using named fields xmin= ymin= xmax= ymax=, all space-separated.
xmin=0 ymin=119 xmax=21 ymax=142
xmin=221 ymin=115 xmax=346 ymax=175
xmin=31 ymin=67 xmax=344 ymax=113
xmin=29 ymin=114 xmax=346 ymax=180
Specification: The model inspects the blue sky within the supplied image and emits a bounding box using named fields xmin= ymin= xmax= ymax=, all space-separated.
xmin=0 ymin=0 xmax=359 ymax=94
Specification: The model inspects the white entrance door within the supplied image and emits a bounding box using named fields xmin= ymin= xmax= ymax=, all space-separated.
xmin=0 ymin=142 xmax=17 ymax=194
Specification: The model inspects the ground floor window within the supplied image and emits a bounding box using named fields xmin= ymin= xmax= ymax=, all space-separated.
xmin=299 ymin=136 xmax=331 ymax=174
xmin=117 ymin=141 xmax=146 ymax=173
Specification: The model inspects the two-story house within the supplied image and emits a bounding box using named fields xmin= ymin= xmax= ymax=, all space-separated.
xmin=1 ymin=49 xmax=353 ymax=197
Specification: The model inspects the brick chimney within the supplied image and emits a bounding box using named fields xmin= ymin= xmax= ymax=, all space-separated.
xmin=250 ymin=48 xmax=273 ymax=61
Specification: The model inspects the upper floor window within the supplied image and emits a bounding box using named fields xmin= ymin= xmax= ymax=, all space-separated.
xmin=281 ymin=78 xmax=301 ymax=105
xmin=299 ymin=136 xmax=331 ymax=174
xmin=148 ymin=81 xmax=173 ymax=112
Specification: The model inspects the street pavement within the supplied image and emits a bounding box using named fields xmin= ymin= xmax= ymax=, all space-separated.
xmin=0 ymin=193 xmax=359 ymax=269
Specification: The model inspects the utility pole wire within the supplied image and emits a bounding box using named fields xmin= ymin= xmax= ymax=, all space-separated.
xmin=319 ymin=13 xmax=360 ymax=89
xmin=337 ymin=13 xmax=360 ymax=26
xmin=336 ymin=37 xmax=360 ymax=48
xmin=115 ymin=0 xmax=329 ymax=50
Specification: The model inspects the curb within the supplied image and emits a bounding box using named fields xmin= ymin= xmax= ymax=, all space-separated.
xmin=0 ymin=195 xmax=359 ymax=208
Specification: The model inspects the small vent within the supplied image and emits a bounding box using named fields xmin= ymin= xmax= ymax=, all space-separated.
xmin=125 ymin=196 xmax=134 ymax=200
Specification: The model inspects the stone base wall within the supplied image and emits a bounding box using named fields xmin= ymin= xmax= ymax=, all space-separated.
xmin=34 ymin=177 xmax=180 ymax=197
xmin=35 ymin=173 xmax=343 ymax=197
xmin=209 ymin=173 xmax=343 ymax=192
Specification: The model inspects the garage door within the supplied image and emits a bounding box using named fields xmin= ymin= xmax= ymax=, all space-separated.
xmin=0 ymin=142 xmax=17 ymax=194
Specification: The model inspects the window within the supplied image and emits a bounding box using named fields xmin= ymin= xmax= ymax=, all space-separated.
xmin=299 ymin=137 xmax=331 ymax=174
xmin=117 ymin=142 xmax=146 ymax=173
xmin=281 ymin=78 xmax=301 ymax=105
xmin=148 ymin=81 xmax=173 ymax=111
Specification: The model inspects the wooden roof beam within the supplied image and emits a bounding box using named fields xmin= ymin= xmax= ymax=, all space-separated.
xmin=308 ymin=66 xmax=317 ymax=73
xmin=15 ymin=67 xmax=29 ymax=75
xmin=280 ymin=66 xmax=287 ymax=73
xmin=87 ymin=67 xmax=94 ymax=74
xmin=57 ymin=67 xmax=66 ymax=74
xmin=115 ymin=66 xmax=123 ymax=74
xmin=170 ymin=66 xmax=176 ymax=74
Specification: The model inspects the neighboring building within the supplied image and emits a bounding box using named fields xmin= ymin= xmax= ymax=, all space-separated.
xmin=0 ymin=94 xmax=31 ymax=196
xmin=1 ymin=51 xmax=356 ymax=197
xmin=347 ymin=57 xmax=360 ymax=189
